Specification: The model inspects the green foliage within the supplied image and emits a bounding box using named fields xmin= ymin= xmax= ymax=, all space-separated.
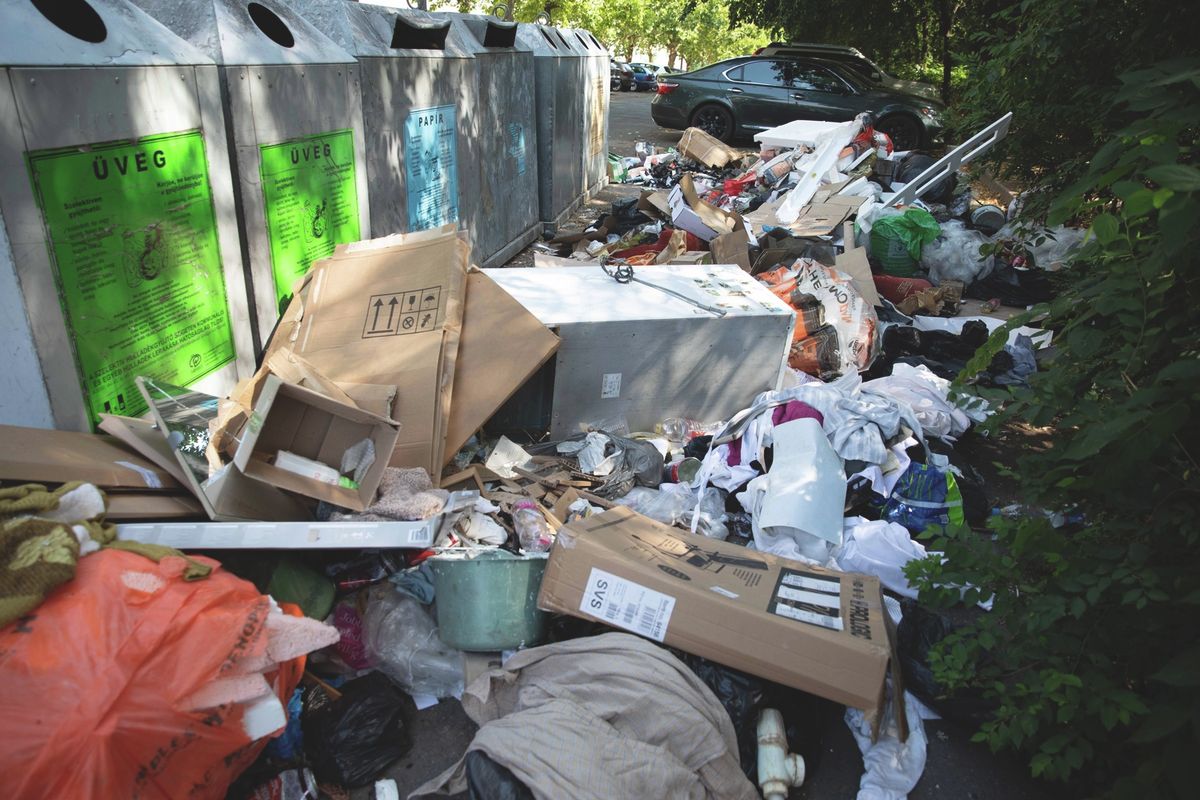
xmin=906 ymin=60 xmax=1200 ymax=796
xmin=954 ymin=0 xmax=1200 ymax=212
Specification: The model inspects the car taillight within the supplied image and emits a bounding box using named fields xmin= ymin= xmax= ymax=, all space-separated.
xmin=657 ymin=82 xmax=679 ymax=95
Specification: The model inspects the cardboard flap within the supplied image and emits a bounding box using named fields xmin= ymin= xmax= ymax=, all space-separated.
xmin=444 ymin=271 xmax=561 ymax=463
xmin=669 ymin=174 xmax=739 ymax=242
xmin=0 ymin=424 xmax=183 ymax=491
xmin=679 ymin=127 xmax=742 ymax=168
xmin=264 ymin=228 xmax=467 ymax=476
xmin=836 ymin=221 xmax=882 ymax=307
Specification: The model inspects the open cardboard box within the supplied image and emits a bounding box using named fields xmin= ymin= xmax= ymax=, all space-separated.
xmin=233 ymin=375 xmax=399 ymax=512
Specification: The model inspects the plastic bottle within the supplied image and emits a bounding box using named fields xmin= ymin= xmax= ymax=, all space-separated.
xmin=512 ymin=500 xmax=554 ymax=553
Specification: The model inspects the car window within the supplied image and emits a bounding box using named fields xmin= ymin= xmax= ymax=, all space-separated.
xmin=791 ymin=66 xmax=847 ymax=93
xmin=724 ymin=65 xmax=744 ymax=81
xmin=739 ymin=60 xmax=789 ymax=86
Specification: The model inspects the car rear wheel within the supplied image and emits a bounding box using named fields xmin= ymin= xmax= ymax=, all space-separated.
xmin=876 ymin=114 xmax=922 ymax=151
xmin=690 ymin=103 xmax=734 ymax=143
xmin=611 ymin=76 xmax=621 ymax=91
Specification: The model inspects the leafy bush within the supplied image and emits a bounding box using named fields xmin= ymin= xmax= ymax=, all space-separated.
xmin=907 ymin=60 xmax=1200 ymax=796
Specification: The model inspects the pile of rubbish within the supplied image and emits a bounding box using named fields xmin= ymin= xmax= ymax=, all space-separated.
xmin=599 ymin=113 xmax=1083 ymax=314
xmin=0 ymin=115 xmax=1080 ymax=800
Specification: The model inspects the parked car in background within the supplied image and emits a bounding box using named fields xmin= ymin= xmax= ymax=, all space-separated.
xmin=611 ymin=60 xmax=633 ymax=92
xmin=757 ymin=42 xmax=940 ymax=102
xmin=651 ymin=55 xmax=944 ymax=149
xmin=628 ymin=64 xmax=658 ymax=92
xmin=631 ymin=62 xmax=677 ymax=79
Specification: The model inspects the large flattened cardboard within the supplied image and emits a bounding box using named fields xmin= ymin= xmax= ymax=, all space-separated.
xmin=538 ymin=506 xmax=907 ymax=737
xmin=267 ymin=226 xmax=467 ymax=478
xmin=0 ymin=424 xmax=183 ymax=491
xmin=444 ymin=271 xmax=560 ymax=464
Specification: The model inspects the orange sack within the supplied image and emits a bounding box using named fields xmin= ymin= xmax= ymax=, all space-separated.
xmin=0 ymin=549 xmax=303 ymax=800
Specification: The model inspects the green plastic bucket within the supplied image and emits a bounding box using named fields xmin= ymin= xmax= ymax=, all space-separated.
xmin=428 ymin=550 xmax=551 ymax=651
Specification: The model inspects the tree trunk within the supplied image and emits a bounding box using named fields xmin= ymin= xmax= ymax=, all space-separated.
xmin=625 ymin=44 xmax=634 ymax=62
xmin=667 ymin=45 xmax=677 ymax=69
xmin=938 ymin=0 xmax=954 ymax=104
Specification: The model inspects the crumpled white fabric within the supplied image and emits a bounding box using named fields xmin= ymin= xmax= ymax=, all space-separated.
xmin=690 ymin=374 xmax=924 ymax=534
xmin=850 ymin=437 xmax=914 ymax=498
xmin=863 ymin=363 xmax=974 ymax=439
xmin=834 ymin=517 xmax=927 ymax=599
xmin=847 ymin=691 xmax=928 ymax=800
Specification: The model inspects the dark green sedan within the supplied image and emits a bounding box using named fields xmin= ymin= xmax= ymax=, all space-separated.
xmin=651 ymin=55 xmax=944 ymax=150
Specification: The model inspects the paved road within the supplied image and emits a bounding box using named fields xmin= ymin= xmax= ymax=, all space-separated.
xmin=607 ymin=87 xmax=685 ymax=157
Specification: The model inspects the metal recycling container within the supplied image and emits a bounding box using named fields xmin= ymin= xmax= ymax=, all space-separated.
xmin=427 ymin=550 xmax=550 ymax=651
xmin=515 ymin=23 xmax=584 ymax=234
xmin=0 ymin=0 xmax=254 ymax=432
xmin=570 ymin=28 xmax=610 ymax=199
xmin=449 ymin=13 xmax=539 ymax=268
xmin=291 ymin=1 xmax=478 ymax=256
xmin=134 ymin=0 xmax=370 ymax=346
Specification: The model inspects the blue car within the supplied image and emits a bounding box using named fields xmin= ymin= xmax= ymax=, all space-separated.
xmin=628 ymin=64 xmax=658 ymax=92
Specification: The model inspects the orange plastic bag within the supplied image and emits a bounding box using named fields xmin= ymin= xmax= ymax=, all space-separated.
xmin=0 ymin=549 xmax=300 ymax=800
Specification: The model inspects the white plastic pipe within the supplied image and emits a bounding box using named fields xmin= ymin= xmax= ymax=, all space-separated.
xmin=757 ymin=708 xmax=806 ymax=800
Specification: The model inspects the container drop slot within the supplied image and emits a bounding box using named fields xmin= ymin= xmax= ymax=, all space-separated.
xmin=32 ymin=0 xmax=107 ymax=43
xmin=391 ymin=18 xmax=448 ymax=50
xmin=482 ymin=22 xmax=517 ymax=48
xmin=247 ymin=2 xmax=295 ymax=48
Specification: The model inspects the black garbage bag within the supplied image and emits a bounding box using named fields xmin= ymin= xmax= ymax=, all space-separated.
xmin=897 ymin=599 xmax=997 ymax=726
xmin=302 ymin=671 xmax=412 ymax=788
xmin=465 ymin=750 xmax=536 ymax=800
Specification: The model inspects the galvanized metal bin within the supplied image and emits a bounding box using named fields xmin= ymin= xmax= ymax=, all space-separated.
xmin=134 ymin=0 xmax=370 ymax=346
xmin=514 ymin=23 xmax=585 ymax=235
xmin=450 ymin=13 xmax=539 ymax=268
xmin=571 ymin=28 xmax=610 ymax=199
xmin=0 ymin=0 xmax=254 ymax=431
xmin=291 ymin=1 xmax=478 ymax=254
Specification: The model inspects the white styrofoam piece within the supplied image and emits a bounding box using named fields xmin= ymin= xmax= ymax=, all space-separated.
xmin=481 ymin=264 xmax=793 ymax=325
xmin=754 ymin=120 xmax=849 ymax=149
xmin=116 ymin=518 xmax=441 ymax=549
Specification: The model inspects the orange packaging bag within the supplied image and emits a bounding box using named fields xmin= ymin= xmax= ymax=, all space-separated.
xmin=0 ymin=549 xmax=301 ymax=800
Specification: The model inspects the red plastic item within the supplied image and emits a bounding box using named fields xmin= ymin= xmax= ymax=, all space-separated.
xmin=723 ymin=177 xmax=755 ymax=196
xmin=873 ymin=274 xmax=933 ymax=305
xmin=0 ymin=550 xmax=303 ymax=800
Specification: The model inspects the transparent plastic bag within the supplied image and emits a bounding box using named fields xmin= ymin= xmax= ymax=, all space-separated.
xmin=920 ymin=220 xmax=995 ymax=285
xmin=616 ymin=484 xmax=729 ymax=540
xmin=363 ymin=589 xmax=464 ymax=698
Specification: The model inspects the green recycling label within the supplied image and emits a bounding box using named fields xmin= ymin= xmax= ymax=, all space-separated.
xmin=26 ymin=130 xmax=236 ymax=427
xmin=259 ymin=129 xmax=361 ymax=314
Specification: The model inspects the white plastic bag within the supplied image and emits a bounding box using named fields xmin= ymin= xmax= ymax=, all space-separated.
xmin=920 ymin=220 xmax=995 ymax=285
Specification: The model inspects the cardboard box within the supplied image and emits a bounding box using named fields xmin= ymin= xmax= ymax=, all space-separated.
xmin=266 ymin=227 xmax=467 ymax=476
xmin=668 ymin=174 xmax=739 ymax=241
xmin=678 ymin=127 xmax=742 ymax=168
xmin=233 ymin=374 xmax=400 ymax=511
xmin=667 ymin=250 xmax=713 ymax=266
xmin=538 ymin=507 xmax=906 ymax=737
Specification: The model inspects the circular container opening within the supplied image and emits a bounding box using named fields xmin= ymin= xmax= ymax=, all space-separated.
xmin=573 ymin=31 xmax=588 ymax=49
xmin=247 ymin=2 xmax=294 ymax=48
xmin=32 ymin=0 xmax=107 ymax=43
xmin=538 ymin=27 xmax=557 ymax=49
xmin=554 ymin=29 xmax=570 ymax=49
